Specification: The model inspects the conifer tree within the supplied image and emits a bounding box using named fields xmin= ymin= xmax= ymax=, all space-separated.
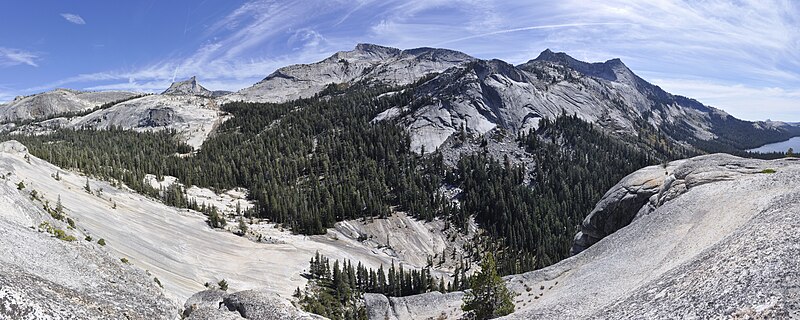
xmin=462 ymin=253 xmax=514 ymax=319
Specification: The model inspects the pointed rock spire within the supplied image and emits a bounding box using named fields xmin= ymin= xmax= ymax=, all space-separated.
xmin=162 ymin=76 xmax=212 ymax=97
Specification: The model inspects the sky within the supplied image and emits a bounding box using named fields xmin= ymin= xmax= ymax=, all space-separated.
xmin=0 ymin=0 xmax=798 ymax=121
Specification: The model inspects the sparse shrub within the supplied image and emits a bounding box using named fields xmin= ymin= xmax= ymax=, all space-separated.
xmin=120 ymin=258 xmax=129 ymax=264
xmin=52 ymin=228 xmax=75 ymax=241
xmin=17 ymin=181 xmax=25 ymax=190
xmin=207 ymin=208 xmax=226 ymax=228
xmin=760 ymin=168 xmax=777 ymax=174
xmin=218 ymin=279 xmax=229 ymax=291
xmin=85 ymin=235 xmax=92 ymax=241
xmin=154 ymin=277 xmax=163 ymax=288
xmin=38 ymin=221 xmax=75 ymax=241
xmin=238 ymin=217 xmax=248 ymax=236
xmin=98 ymin=238 xmax=106 ymax=246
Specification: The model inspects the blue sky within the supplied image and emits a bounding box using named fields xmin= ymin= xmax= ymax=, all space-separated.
xmin=1 ymin=0 xmax=798 ymax=121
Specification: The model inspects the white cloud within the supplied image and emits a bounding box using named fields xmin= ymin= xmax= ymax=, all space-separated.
xmin=60 ymin=13 xmax=86 ymax=25
xmin=16 ymin=0 xmax=797 ymax=121
xmin=0 ymin=47 xmax=39 ymax=67
xmin=30 ymin=47 xmax=331 ymax=94
xmin=651 ymin=77 xmax=800 ymax=122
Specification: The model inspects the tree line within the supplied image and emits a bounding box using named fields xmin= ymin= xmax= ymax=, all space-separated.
xmin=299 ymin=252 xmax=466 ymax=320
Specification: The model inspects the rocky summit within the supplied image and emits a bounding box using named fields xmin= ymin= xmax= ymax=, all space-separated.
xmin=162 ymin=76 xmax=214 ymax=97
xmin=221 ymin=43 xmax=475 ymax=104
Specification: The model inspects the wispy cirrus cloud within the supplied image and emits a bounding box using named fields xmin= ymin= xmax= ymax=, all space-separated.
xmin=360 ymin=0 xmax=800 ymax=120
xmin=36 ymin=0 xmax=344 ymax=93
xmin=18 ymin=0 xmax=800 ymax=120
xmin=60 ymin=13 xmax=86 ymax=25
xmin=0 ymin=47 xmax=39 ymax=67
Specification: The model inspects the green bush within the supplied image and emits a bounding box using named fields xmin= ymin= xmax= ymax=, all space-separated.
xmin=218 ymin=279 xmax=229 ymax=291
xmin=97 ymin=238 xmax=106 ymax=246
xmin=760 ymin=168 xmax=777 ymax=174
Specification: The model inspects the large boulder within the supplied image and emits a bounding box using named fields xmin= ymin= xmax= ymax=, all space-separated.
xmin=183 ymin=289 xmax=228 ymax=318
xmin=364 ymin=291 xmax=464 ymax=320
xmin=182 ymin=288 xmax=324 ymax=320
xmin=570 ymin=160 xmax=679 ymax=255
xmin=223 ymin=290 xmax=324 ymax=320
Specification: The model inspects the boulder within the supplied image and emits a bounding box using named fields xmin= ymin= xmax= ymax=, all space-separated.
xmin=570 ymin=161 xmax=677 ymax=255
xmin=364 ymin=291 xmax=464 ymax=320
xmin=183 ymin=289 xmax=228 ymax=318
xmin=222 ymin=289 xmax=324 ymax=320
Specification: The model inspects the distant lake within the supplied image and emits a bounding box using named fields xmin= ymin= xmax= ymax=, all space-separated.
xmin=747 ymin=136 xmax=800 ymax=153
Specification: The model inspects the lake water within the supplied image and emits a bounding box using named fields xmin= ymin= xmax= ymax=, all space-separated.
xmin=747 ymin=136 xmax=800 ymax=153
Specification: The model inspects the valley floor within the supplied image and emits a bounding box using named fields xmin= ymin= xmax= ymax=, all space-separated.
xmin=0 ymin=140 xmax=464 ymax=305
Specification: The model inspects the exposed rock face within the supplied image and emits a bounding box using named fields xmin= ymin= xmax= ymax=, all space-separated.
xmin=222 ymin=43 xmax=475 ymax=104
xmin=364 ymin=292 xmax=464 ymax=320
xmin=366 ymin=154 xmax=800 ymax=319
xmin=333 ymin=212 xmax=476 ymax=275
xmin=570 ymin=161 xmax=681 ymax=255
xmin=162 ymin=76 xmax=214 ymax=97
xmin=71 ymin=94 xmax=222 ymax=148
xmin=380 ymin=50 xmax=799 ymax=153
xmin=0 ymin=89 xmax=139 ymax=122
xmin=183 ymin=289 xmax=324 ymax=320
xmin=3 ymin=77 xmax=230 ymax=149
xmin=0 ymin=140 xmax=177 ymax=319
xmin=5 ymin=92 xmax=223 ymax=149
xmin=139 ymin=107 xmax=181 ymax=127
xmin=223 ymin=290 xmax=323 ymax=320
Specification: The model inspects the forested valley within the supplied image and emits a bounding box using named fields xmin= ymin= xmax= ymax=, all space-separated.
xmin=9 ymin=80 xmax=700 ymax=279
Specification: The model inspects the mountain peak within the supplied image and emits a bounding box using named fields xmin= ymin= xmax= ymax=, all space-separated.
xmin=533 ymin=48 xmax=576 ymax=63
xmin=527 ymin=49 xmax=633 ymax=83
xmin=351 ymin=43 xmax=402 ymax=58
xmin=603 ymin=57 xmax=627 ymax=68
xmin=162 ymin=76 xmax=212 ymax=97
